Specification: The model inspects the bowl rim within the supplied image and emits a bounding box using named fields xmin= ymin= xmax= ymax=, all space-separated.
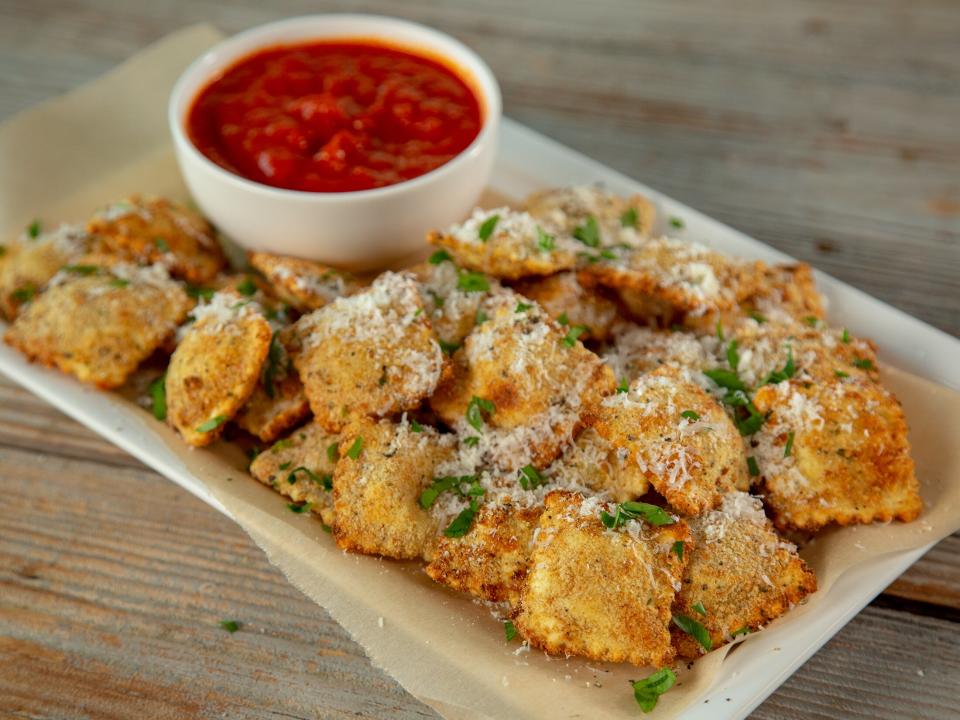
xmin=168 ymin=13 xmax=502 ymax=202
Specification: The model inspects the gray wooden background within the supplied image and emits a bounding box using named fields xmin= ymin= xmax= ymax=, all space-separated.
xmin=1 ymin=1 xmax=958 ymax=718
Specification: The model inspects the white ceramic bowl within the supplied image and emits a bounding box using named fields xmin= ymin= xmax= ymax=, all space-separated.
xmin=169 ymin=14 xmax=501 ymax=270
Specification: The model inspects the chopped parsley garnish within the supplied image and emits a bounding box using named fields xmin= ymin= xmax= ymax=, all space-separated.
xmin=749 ymin=311 xmax=767 ymax=324
xmin=557 ymin=311 xmax=570 ymax=326
xmin=463 ymin=436 xmax=480 ymax=447
xmin=148 ymin=373 xmax=167 ymax=421
xmin=762 ymin=346 xmax=796 ymax=385
xmin=561 ymin=324 xmax=587 ymax=347
xmin=504 ymin=620 xmax=518 ymax=642
xmin=154 ymin=237 xmax=170 ymax=252
xmin=279 ymin=462 xmax=292 ymax=470
xmin=669 ymin=216 xmax=685 ymax=229
xmin=320 ymin=522 xmax=333 ymax=533
xmin=692 ymin=601 xmax=707 ymax=616
xmin=457 ymin=270 xmax=490 ymax=293
xmin=573 ymin=215 xmax=600 ymax=247
xmin=672 ymin=613 xmax=712 ymax=651
xmin=731 ymin=626 xmax=753 ymax=638
xmin=63 ymin=264 xmax=99 ymax=276
xmin=287 ymin=502 xmax=311 ymax=513
xmin=27 ymin=219 xmax=41 ymax=238
xmin=326 ymin=442 xmax=339 ymax=463
xmin=601 ymin=501 xmax=675 ymax=529
xmin=439 ymin=339 xmax=460 ymax=355
xmin=672 ymin=540 xmax=684 ymax=560
xmin=186 ymin=285 xmax=215 ymax=300
xmin=703 ymin=368 xmax=746 ymax=392
xmin=262 ymin=331 xmax=284 ymax=399
xmin=536 ymin=225 xmax=555 ymax=251
xmin=620 ymin=207 xmax=639 ymax=228
xmin=680 ymin=410 xmax=700 ymax=421
xmin=616 ymin=377 xmax=630 ymax=394
xmin=853 ymin=357 xmax=875 ymax=370
xmin=419 ymin=475 xmax=476 ymax=509
xmin=346 ymin=436 xmax=363 ymax=459
xmin=410 ymin=419 xmax=424 ymax=433
xmin=784 ymin=431 xmax=795 ymax=457
xmin=0 ymin=245 xmax=5 ymax=256
xmin=631 ymin=668 xmax=676 ymax=714
xmin=288 ymin=467 xmax=331 ymax=490
xmin=716 ymin=319 xmax=725 ymax=341
xmin=271 ymin=438 xmax=293 ymax=453
xmin=803 ymin=315 xmax=819 ymax=327
xmin=475 ymin=310 xmax=488 ymax=324
xmin=445 ymin=502 xmax=479 ymax=537
xmin=428 ymin=249 xmax=453 ymax=264
xmin=478 ymin=214 xmax=500 ymax=241
xmin=747 ymin=456 xmax=760 ymax=477
xmin=427 ymin=289 xmax=445 ymax=308
xmin=196 ymin=415 xmax=227 ymax=433
xmin=466 ymin=396 xmax=495 ymax=431
xmin=517 ymin=464 xmax=546 ymax=490
xmin=725 ymin=340 xmax=740 ymax=371
xmin=414 ymin=307 xmax=423 ymax=317
xmin=515 ymin=301 xmax=533 ymax=313
xmin=219 ymin=619 xmax=240 ymax=633
xmin=237 ymin=276 xmax=257 ymax=296
xmin=835 ymin=370 xmax=849 ymax=378
xmin=841 ymin=328 xmax=851 ymax=343
xmin=109 ymin=278 xmax=130 ymax=288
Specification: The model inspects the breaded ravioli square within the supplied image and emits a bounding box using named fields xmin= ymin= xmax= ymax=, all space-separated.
xmin=514 ymin=491 xmax=690 ymax=668
xmin=408 ymin=255 xmax=501 ymax=347
xmin=248 ymin=251 xmax=355 ymax=312
xmin=0 ymin=223 xmax=91 ymax=320
xmin=234 ymin=326 xmax=311 ymax=442
xmin=4 ymin=264 xmax=190 ymax=389
xmin=744 ymin=263 xmax=825 ymax=325
xmin=426 ymin=500 xmax=541 ymax=606
xmin=593 ymin=366 xmax=749 ymax=515
xmin=523 ymin=185 xmax=656 ymax=248
xmin=428 ymin=207 xmax=577 ymax=280
xmin=292 ymin=271 xmax=444 ymax=432
xmin=752 ymin=373 xmax=921 ymax=530
xmin=249 ymin=422 xmax=338 ymax=527
xmin=333 ymin=417 xmax=455 ymax=560
xmin=512 ymin=271 xmax=619 ymax=341
xmin=672 ymin=492 xmax=817 ymax=658
xmin=578 ymin=237 xmax=764 ymax=321
xmin=429 ymin=292 xmax=615 ymax=470
xmin=166 ymin=292 xmax=272 ymax=447
xmin=549 ymin=426 xmax=650 ymax=502
xmin=87 ymin=195 xmax=225 ymax=283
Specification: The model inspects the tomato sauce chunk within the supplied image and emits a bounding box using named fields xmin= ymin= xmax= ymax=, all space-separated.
xmin=187 ymin=41 xmax=483 ymax=193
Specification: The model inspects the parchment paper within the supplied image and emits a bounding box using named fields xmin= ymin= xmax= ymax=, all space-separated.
xmin=2 ymin=25 xmax=958 ymax=719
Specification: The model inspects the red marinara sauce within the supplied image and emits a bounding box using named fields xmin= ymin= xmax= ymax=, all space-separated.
xmin=186 ymin=40 xmax=483 ymax=193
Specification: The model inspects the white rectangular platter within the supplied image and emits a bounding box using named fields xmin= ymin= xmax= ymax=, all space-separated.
xmin=2 ymin=108 xmax=958 ymax=719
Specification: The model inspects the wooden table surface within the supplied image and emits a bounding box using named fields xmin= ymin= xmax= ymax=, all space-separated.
xmin=1 ymin=1 xmax=958 ymax=718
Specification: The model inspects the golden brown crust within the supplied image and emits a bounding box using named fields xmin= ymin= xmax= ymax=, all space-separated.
xmin=428 ymin=208 xmax=577 ymax=280
xmin=429 ymin=292 xmax=615 ymax=470
xmin=248 ymin=251 xmax=355 ymax=312
xmin=523 ymin=185 xmax=656 ymax=247
xmin=406 ymin=258 xmax=499 ymax=347
xmin=86 ymin=195 xmax=225 ymax=284
xmin=292 ymin=272 xmax=445 ymax=432
xmin=249 ymin=422 xmax=338 ymax=526
xmin=514 ymin=491 xmax=690 ymax=668
xmin=4 ymin=266 xmax=190 ymax=389
xmin=425 ymin=501 xmax=542 ymax=606
xmin=592 ymin=366 xmax=749 ymax=515
xmin=511 ymin=271 xmax=619 ymax=341
xmin=165 ymin=292 xmax=272 ymax=447
xmin=332 ymin=417 xmax=455 ymax=560
xmin=549 ymin=427 xmax=650 ymax=501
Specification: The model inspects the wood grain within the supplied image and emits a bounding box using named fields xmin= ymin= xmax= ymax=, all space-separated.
xmin=0 ymin=0 xmax=958 ymax=718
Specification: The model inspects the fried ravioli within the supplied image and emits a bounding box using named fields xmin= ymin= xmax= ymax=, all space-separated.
xmin=165 ymin=292 xmax=272 ymax=446
xmin=512 ymin=271 xmax=619 ymax=341
xmin=429 ymin=292 xmax=615 ymax=470
xmin=549 ymin=426 xmax=650 ymax=501
xmin=86 ymin=195 xmax=225 ymax=283
xmin=514 ymin=491 xmax=690 ymax=668
xmin=0 ymin=223 xmax=91 ymax=321
xmin=604 ymin=325 xmax=714 ymax=383
xmin=672 ymin=491 xmax=817 ymax=658
xmin=292 ymin=271 xmax=444 ymax=431
xmin=249 ymin=422 xmax=338 ymax=526
xmin=333 ymin=417 xmax=456 ymax=560
xmin=234 ymin=326 xmax=311 ymax=442
xmin=523 ymin=185 xmax=656 ymax=248
xmin=428 ymin=207 xmax=577 ymax=280
xmin=426 ymin=500 xmax=541 ymax=606
xmin=593 ymin=366 xmax=749 ymax=515
xmin=248 ymin=251 xmax=355 ymax=312
xmin=578 ymin=237 xmax=764 ymax=322
xmin=4 ymin=263 xmax=190 ymax=388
